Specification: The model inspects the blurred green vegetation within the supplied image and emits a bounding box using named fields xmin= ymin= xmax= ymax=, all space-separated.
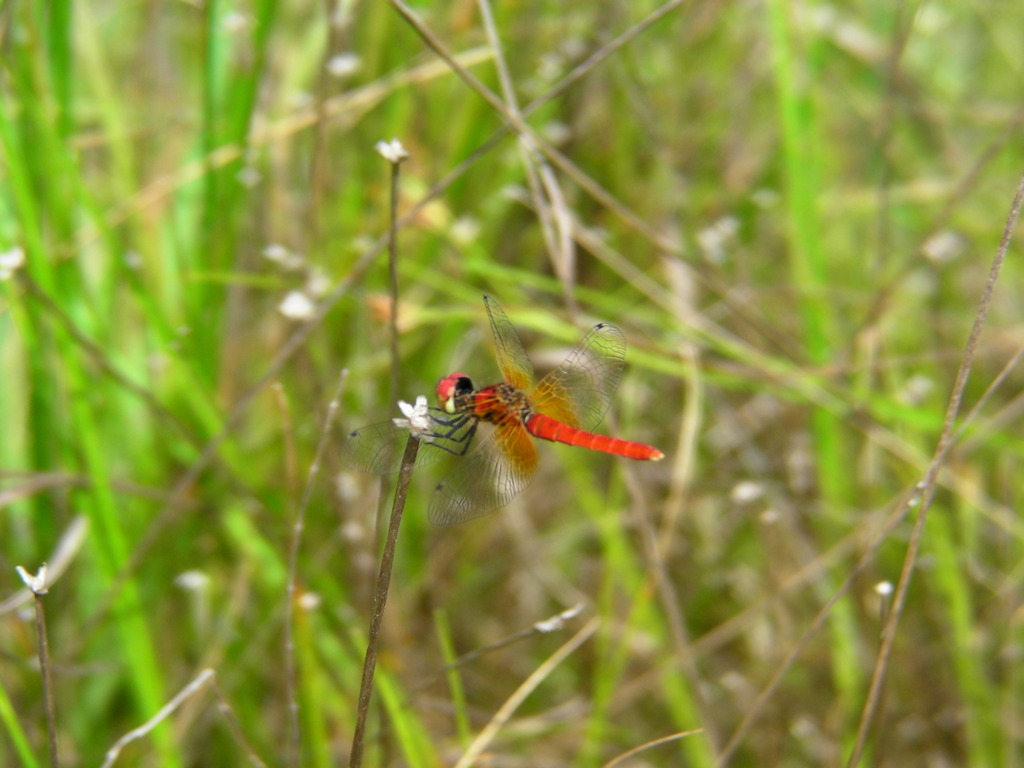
xmin=1 ymin=0 xmax=1023 ymax=766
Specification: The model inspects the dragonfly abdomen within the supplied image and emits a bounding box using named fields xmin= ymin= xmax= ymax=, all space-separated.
xmin=526 ymin=414 xmax=664 ymax=461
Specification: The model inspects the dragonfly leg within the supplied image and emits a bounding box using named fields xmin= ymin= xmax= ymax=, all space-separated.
xmin=425 ymin=415 xmax=478 ymax=456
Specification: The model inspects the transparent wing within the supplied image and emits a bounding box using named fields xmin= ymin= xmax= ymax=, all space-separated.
xmin=428 ymin=420 xmax=538 ymax=525
xmin=339 ymin=409 xmax=477 ymax=474
xmin=530 ymin=322 xmax=626 ymax=431
xmin=483 ymin=295 xmax=535 ymax=391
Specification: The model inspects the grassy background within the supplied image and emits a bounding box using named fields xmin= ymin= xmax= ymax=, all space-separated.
xmin=2 ymin=0 xmax=1023 ymax=766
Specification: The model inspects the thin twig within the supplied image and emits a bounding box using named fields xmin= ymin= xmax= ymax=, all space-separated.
xmin=602 ymin=729 xmax=704 ymax=768
xmin=284 ymin=369 xmax=349 ymax=768
xmin=100 ymin=668 xmax=215 ymax=768
xmin=845 ymin=172 xmax=1024 ymax=768
xmin=349 ymin=435 xmax=421 ymax=768
xmin=953 ymin=342 xmax=1024 ymax=452
xmin=35 ymin=593 xmax=59 ymax=768
xmin=16 ymin=564 xmax=59 ymax=768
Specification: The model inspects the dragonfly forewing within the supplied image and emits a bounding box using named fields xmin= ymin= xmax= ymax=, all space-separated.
xmin=483 ymin=295 xmax=535 ymax=391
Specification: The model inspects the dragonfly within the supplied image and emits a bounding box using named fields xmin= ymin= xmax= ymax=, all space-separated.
xmin=340 ymin=296 xmax=664 ymax=525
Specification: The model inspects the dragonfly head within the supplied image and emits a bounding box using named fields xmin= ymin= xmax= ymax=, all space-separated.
xmin=436 ymin=372 xmax=474 ymax=414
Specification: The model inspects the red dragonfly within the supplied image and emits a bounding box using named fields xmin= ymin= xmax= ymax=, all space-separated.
xmin=341 ymin=296 xmax=664 ymax=525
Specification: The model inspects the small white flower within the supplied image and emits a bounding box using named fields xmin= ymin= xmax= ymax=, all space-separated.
xmin=175 ymin=570 xmax=210 ymax=592
xmin=262 ymin=244 xmax=305 ymax=270
xmin=339 ymin=519 xmax=365 ymax=542
xmin=392 ymin=396 xmax=434 ymax=440
xmin=921 ymin=230 xmax=965 ymax=265
xmin=263 ymin=244 xmax=289 ymax=262
xmin=730 ymin=480 xmax=764 ymax=504
xmin=874 ymin=581 xmax=893 ymax=597
xmin=326 ymin=52 xmax=362 ymax=78
xmin=16 ymin=563 xmax=48 ymax=595
xmin=279 ymin=291 xmax=316 ymax=320
xmin=534 ymin=603 xmax=584 ymax=633
xmin=375 ymin=137 xmax=409 ymax=164
xmin=0 ymin=245 xmax=25 ymax=280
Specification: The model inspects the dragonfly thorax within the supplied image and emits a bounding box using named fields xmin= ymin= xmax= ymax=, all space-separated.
xmin=481 ymin=382 xmax=533 ymax=424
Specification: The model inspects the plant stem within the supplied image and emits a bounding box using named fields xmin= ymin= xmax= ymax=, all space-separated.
xmin=32 ymin=590 xmax=59 ymax=768
xmin=349 ymin=435 xmax=420 ymax=768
